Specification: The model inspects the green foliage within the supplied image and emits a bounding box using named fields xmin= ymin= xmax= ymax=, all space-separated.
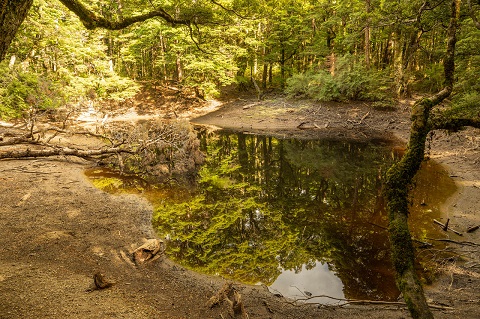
xmin=448 ymin=20 xmax=480 ymax=120
xmin=64 ymin=73 xmax=140 ymax=101
xmin=0 ymin=63 xmax=65 ymax=119
xmin=285 ymin=56 xmax=393 ymax=102
xmin=412 ymin=64 xmax=444 ymax=93
xmin=283 ymin=72 xmax=312 ymax=97
xmin=2 ymin=0 xmax=478 ymax=116
xmin=1 ymin=0 xmax=140 ymax=119
xmin=448 ymin=92 xmax=480 ymax=119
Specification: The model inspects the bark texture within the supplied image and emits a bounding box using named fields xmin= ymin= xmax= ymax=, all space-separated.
xmin=58 ymin=0 xmax=190 ymax=30
xmin=0 ymin=146 xmax=132 ymax=160
xmin=0 ymin=0 xmax=34 ymax=62
xmin=384 ymin=1 xmax=460 ymax=319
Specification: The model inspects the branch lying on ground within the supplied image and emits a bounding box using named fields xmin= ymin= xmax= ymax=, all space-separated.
xmin=0 ymin=146 xmax=133 ymax=160
xmin=1 ymin=121 xmax=131 ymax=160
xmin=0 ymin=127 xmax=116 ymax=147
xmin=427 ymin=238 xmax=480 ymax=247
xmin=287 ymin=294 xmax=454 ymax=311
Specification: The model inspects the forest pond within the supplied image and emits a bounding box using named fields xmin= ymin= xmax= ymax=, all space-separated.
xmin=86 ymin=130 xmax=457 ymax=304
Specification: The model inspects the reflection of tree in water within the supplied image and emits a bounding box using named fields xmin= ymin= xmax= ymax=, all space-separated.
xmin=153 ymin=131 xmax=402 ymax=299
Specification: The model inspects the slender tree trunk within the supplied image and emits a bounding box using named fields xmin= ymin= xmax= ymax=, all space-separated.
xmin=385 ymin=1 xmax=460 ymax=318
xmin=175 ymin=52 xmax=183 ymax=83
xmin=393 ymin=30 xmax=405 ymax=97
xmin=159 ymin=32 xmax=168 ymax=82
xmin=262 ymin=63 xmax=268 ymax=89
xmin=268 ymin=64 xmax=272 ymax=84
xmin=280 ymin=46 xmax=286 ymax=89
xmin=365 ymin=0 xmax=371 ymax=69
xmin=0 ymin=0 xmax=33 ymax=62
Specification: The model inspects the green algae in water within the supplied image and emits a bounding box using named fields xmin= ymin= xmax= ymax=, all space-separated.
xmin=85 ymin=131 xmax=457 ymax=303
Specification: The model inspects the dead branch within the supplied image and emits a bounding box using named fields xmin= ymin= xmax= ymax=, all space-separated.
xmin=288 ymin=294 xmax=454 ymax=311
xmin=0 ymin=146 xmax=133 ymax=160
xmin=467 ymin=225 xmax=479 ymax=233
xmin=426 ymin=237 xmax=480 ymax=247
xmin=433 ymin=219 xmax=463 ymax=236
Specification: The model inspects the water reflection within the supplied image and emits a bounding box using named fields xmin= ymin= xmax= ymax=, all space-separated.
xmin=269 ymin=261 xmax=345 ymax=305
xmin=155 ymin=131 xmax=406 ymax=300
xmin=86 ymin=130 xmax=457 ymax=303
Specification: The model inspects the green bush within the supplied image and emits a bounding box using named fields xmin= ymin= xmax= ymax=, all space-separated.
xmin=447 ymin=91 xmax=480 ymax=119
xmin=307 ymin=71 xmax=341 ymax=101
xmin=0 ymin=64 xmax=65 ymax=119
xmin=412 ymin=64 xmax=444 ymax=93
xmin=284 ymin=73 xmax=311 ymax=97
xmin=285 ymin=55 xmax=393 ymax=103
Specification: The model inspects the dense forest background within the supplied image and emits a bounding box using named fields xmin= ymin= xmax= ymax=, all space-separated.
xmin=1 ymin=0 xmax=479 ymax=120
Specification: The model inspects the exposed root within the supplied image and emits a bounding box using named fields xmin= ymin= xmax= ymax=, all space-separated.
xmin=86 ymin=272 xmax=115 ymax=292
xmin=207 ymin=282 xmax=249 ymax=319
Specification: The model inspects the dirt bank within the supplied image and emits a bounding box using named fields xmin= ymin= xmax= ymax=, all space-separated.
xmin=0 ymin=94 xmax=479 ymax=318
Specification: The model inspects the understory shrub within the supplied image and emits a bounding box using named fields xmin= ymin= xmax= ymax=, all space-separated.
xmin=0 ymin=62 xmax=140 ymax=120
xmin=0 ymin=64 xmax=65 ymax=119
xmin=285 ymin=55 xmax=393 ymax=103
xmin=411 ymin=64 xmax=444 ymax=93
xmin=447 ymin=91 xmax=480 ymax=119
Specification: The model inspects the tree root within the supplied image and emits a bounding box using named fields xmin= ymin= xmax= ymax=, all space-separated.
xmin=207 ymin=282 xmax=249 ymax=319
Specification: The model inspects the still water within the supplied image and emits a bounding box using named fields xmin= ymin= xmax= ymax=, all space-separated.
xmin=86 ymin=130 xmax=456 ymax=303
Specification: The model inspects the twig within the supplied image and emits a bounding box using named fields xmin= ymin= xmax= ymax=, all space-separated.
xmin=426 ymin=237 xmax=480 ymax=247
xmin=360 ymin=111 xmax=370 ymax=123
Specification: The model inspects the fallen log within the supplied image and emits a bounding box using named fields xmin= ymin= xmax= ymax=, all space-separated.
xmin=0 ymin=146 xmax=133 ymax=160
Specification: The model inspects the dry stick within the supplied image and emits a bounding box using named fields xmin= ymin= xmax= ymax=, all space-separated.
xmin=433 ymin=219 xmax=463 ymax=236
xmin=289 ymin=295 xmax=454 ymax=311
xmin=443 ymin=218 xmax=450 ymax=231
xmin=360 ymin=111 xmax=370 ymax=124
xmin=426 ymin=237 xmax=480 ymax=247
xmin=467 ymin=225 xmax=480 ymax=233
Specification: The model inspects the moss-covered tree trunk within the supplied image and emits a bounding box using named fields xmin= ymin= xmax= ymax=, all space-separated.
xmin=0 ymin=0 xmax=33 ymax=62
xmin=384 ymin=1 xmax=460 ymax=319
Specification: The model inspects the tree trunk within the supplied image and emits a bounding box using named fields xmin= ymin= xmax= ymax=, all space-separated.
xmin=0 ymin=0 xmax=34 ymax=62
xmin=175 ymin=52 xmax=183 ymax=83
xmin=365 ymin=0 xmax=371 ymax=69
xmin=280 ymin=46 xmax=286 ymax=89
xmin=262 ymin=63 xmax=268 ymax=89
xmin=384 ymin=1 xmax=460 ymax=318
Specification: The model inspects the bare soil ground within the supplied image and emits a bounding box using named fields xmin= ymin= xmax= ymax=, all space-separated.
xmin=0 ymin=88 xmax=479 ymax=319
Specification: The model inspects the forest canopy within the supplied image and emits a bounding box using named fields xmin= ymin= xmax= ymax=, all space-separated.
xmin=1 ymin=0 xmax=480 ymax=119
